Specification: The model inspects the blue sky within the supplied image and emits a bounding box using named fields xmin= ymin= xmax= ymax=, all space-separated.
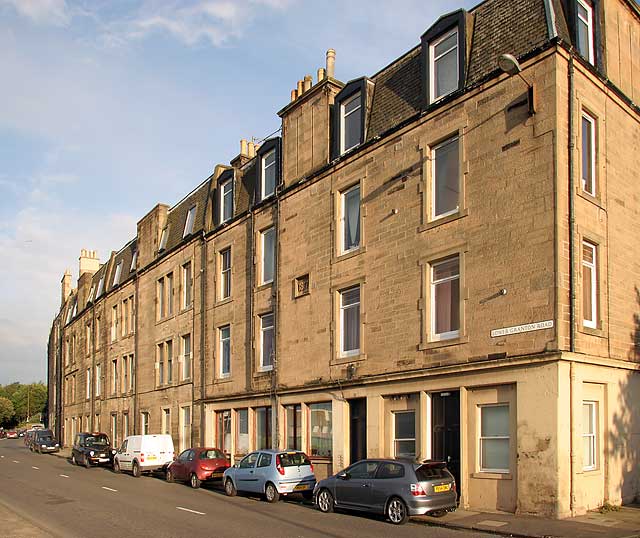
xmin=0 ymin=0 xmax=476 ymax=384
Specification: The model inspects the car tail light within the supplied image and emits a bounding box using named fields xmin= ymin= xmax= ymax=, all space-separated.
xmin=309 ymin=462 xmax=314 ymax=473
xmin=275 ymin=455 xmax=285 ymax=476
xmin=452 ymin=482 xmax=457 ymax=493
xmin=410 ymin=483 xmax=427 ymax=497
xmin=140 ymin=453 xmax=145 ymax=463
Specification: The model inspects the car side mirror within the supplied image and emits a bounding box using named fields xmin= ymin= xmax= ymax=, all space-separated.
xmin=338 ymin=471 xmax=349 ymax=480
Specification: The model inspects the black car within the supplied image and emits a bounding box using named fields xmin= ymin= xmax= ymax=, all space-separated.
xmin=31 ymin=430 xmax=60 ymax=454
xmin=71 ymin=432 xmax=116 ymax=468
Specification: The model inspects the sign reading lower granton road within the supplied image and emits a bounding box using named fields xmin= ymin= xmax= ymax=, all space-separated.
xmin=490 ymin=320 xmax=554 ymax=338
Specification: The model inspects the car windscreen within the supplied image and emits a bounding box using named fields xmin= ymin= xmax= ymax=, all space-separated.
xmin=278 ymin=452 xmax=310 ymax=467
xmin=85 ymin=435 xmax=109 ymax=446
xmin=414 ymin=463 xmax=450 ymax=481
xmin=200 ymin=449 xmax=225 ymax=460
xmin=38 ymin=435 xmax=54 ymax=442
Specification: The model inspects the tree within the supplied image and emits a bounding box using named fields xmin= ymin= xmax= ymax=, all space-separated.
xmin=0 ymin=397 xmax=14 ymax=426
xmin=11 ymin=383 xmax=47 ymax=422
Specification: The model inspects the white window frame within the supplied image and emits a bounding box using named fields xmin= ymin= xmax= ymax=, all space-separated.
xmin=162 ymin=407 xmax=171 ymax=436
xmin=261 ymin=149 xmax=276 ymax=200
xmin=429 ymin=27 xmax=459 ymax=103
xmin=581 ymin=111 xmax=596 ymax=196
xmin=159 ymin=227 xmax=168 ymax=251
xmin=123 ymin=413 xmax=129 ymax=438
xmin=220 ymin=248 xmax=231 ymax=300
xmin=261 ymin=227 xmax=275 ymax=285
xmin=87 ymin=285 xmax=95 ymax=306
xmin=340 ymin=184 xmax=361 ymax=255
xmin=86 ymin=368 xmax=91 ymax=400
xmin=393 ymin=410 xmax=416 ymax=458
xmin=576 ymin=0 xmax=595 ymax=64
xmin=582 ymin=400 xmax=597 ymax=471
xmin=219 ymin=325 xmax=231 ymax=378
xmin=95 ymin=363 xmax=101 ymax=397
xmin=141 ymin=411 xmax=150 ymax=435
xmin=110 ymin=413 xmax=117 ymax=445
xmin=431 ymin=135 xmax=460 ymax=220
xmin=96 ymin=276 xmax=104 ymax=298
xmin=130 ymin=250 xmax=137 ymax=272
xmin=112 ymin=261 xmax=122 ymax=287
xmin=430 ymin=256 xmax=460 ymax=341
xmin=582 ymin=240 xmax=598 ymax=329
xmin=182 ymin=261 xmax=193 ymax=309
xmin=479 ymin=404 xmax=510 ymax=473
xmin=260 ymin=313 xmax=274 ymax=371
xmin=110 ymin=304 xmax=118 ymax=343
xmin=339 ymin=285 xmax=361 ymax=357
xmin=340 ymin=91 xmax=362 ymax=154
xmin=183 ymin=205 xmax=196 ymax=237
xmin=111 ymin=359 xmax=118 ymax=395
xmin=182 ymin=334 xmax=192 ymax=380
xmin=220 ymin=178 xmax=233 ymax=223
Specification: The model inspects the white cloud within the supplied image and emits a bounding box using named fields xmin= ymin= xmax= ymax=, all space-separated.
xmin=1 ymin=0 xmax=70 ymax=26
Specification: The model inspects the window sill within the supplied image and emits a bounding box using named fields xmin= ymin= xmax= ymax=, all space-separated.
xmin=579 ymin=325 xmax=606 ymax=338
xmin=419 ymin=334 xmax=468 ymax=351
xmin=215 ymin=297 xmax=233 ymax=307
xmin=332 ymin=353 xmax=366 ymax=366
xmin=332 ymin=246 xmax=366 ymax=265
xmin=576 ymin=188 xmax=604 ymax=209
xmin=181 ymin=304 xmax=194 ymax=314
xmin=216 ymin=375 xmax=232 ymax=383
xmin=580 ymin=468 xmax=601 ymax=475
xmin=472 ymin=472 xmax=512 ymax=480
xmin=418 ymin=209 xmax=468 ymax=233
xmin=256 ymin=282 xmax=273 ymax=292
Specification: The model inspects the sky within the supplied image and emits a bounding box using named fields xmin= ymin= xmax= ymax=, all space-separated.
xmin=0 ymin=0 xmax=477 ymax=385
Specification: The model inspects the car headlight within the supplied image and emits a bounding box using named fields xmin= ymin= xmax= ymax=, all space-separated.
xmin=41 ymin=444 xmax=46 ymax=447
xmin=55 ymin=444 xmax=59 ymax=447
xmin=90 ymin=450 xmax=95 ymax=457
xmin=112 ymin=449 xmax=116 ymax=455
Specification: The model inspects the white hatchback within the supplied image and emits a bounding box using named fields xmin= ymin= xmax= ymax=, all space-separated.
xmin=114 ymin=434 xmax=175 ymax=477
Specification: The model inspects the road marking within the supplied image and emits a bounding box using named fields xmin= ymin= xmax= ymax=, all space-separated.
xmin=101 ymin=486 xmax=118 ymax=492
xmin=59 ymin=474 xmax=69 ymax=478
xmin=176 ymin=506 xmax=205 ymax=516
xmin=12 ymin=460 xmax=19 ymax=463
xmin=32 ymin=466 xmax=39 ymax=470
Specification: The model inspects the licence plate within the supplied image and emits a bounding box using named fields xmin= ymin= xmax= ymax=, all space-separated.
xmin=434 ymin=484 xmax=451 ymax=493
xmin=294 ymin=484 xmax=309 ymax=491
xmin=212 ymin=472 xmax=223 ymax=478
xmin=147 ymin=455 xmax=157 ymax=460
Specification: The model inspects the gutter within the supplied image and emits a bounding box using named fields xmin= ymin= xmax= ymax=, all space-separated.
xmin=198 ymin=230 xmax=206 ymax=445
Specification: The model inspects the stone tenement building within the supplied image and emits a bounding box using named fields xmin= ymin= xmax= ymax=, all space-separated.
xmin=48 ymin=0 xmax=640 ymax=518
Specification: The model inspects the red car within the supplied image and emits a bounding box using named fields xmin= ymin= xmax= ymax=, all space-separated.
xmin=166 ymin=447 xmax=229 ymax=489
xmin=6 ymin=431 xmax=18 ymax=439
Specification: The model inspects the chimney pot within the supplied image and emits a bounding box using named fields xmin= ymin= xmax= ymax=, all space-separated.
xmin=240 ymin=138 xmax=248 ymax=156
xmin=303 ymin=75 xmax=312 ymax=92
xmin=248 ymin=141 xmax=256 ymax=158
xmin=291 ymin=89 xmax=297 ymax=102
xmin=297 ymin=79 xmax=303 ymax=95
xmin=326 ymin=48 xmax=336 ymax=79
xmin=317 ymin=67 xmax=326 ymax=82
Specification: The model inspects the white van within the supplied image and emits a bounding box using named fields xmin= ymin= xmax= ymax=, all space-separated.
xmin=114 ymin=434 xmax=174 ymax=477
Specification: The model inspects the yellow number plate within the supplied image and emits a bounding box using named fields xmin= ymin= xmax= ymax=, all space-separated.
xmin=147 ymin=455 xmax=157 ymax=460
xmin=434 ymin=484 xmax=451 ymax=493
xmin=212 ymin=472 xmax=223 ymax=478
xmin=294 ymin=484 xmax=309 ymax=491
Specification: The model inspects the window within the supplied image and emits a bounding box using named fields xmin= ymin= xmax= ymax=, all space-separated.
xmin=432 ymin=136 xmax=459 ymax=219
xmin=340 ymin=92 xmax=362 ymax=154
xmin=96 ymin=276 xmax=104 ymax=298
xmin=111 ymin=304 xmax=118 ymax=342
xmin=86 ymin=323 xmax=91 ymax=355
xmin=286 ymin=404 xmax=301 ymax=450
xmin=340 ymin=286 xmax=360 ymax=357
xmin=219 ymin=325 xmax=231 ymax=377
xmin=87 ymin=285 xmax=95 ymax=306
xmin=166 ymin=340 xmax=173 ymax=384
xmin=162 ymin=408 xmax=171 ymax=435
xmin=141 ymin=411 xmax=150 ymax=435
xmin=261 ymin=227 xmax=275 ymax=284
xmin=261 ymin=149 xmax=276 ymax=200
xmin=220 ymin=178 xmax=233 ymax=222
xmin=111 ymin=359 xmax=118 ymax=394
xmin=348 ymin=460 xmax=379 ymax=479
xmin=237 ymin=409 xmax=249 ymax=454
xmin=130 ymin=250 xmax=137 ymax=272
xmin=128 ymin=354 xmax=135 ymax=391
xmin=394 ymin=411 xmax=416 ymax=458
xmin=111 ymin=414 xmax=117 ymax=446
xmin=86 ymin=368 xmax=91 ymax=399
xmin=582 ymin=241 xmax=598 ymax=329
xmin=220 ymin=248 xmax=231 ymax=300
xmin=582 ymin=401 xmax=597 ymax=470
xmin=157 ymin=343 xmax=165 ymax=386
xmin=123 ymin=413 xmax=129 ymax=438
xmin=258 ymin=453 xmax=272 ymax=468
xmin=255 ymin=406 xmax=272 ymax=449
xmin=183 ymin=205 xmax=196 ymax=237
xmin=95 ymin=317 xmax=101 ymax=348
xmin=576 ymin=0 xmax=595 ymax=64
xmin=430 ymin=28 xmax=458 ymax=102
xmin=159 ymin=227 xmax=168 ymax=251
xmin=216 ymin=410 xmax=231 ymax=455
xmin=112 ymin=261 xmax=122 ymax=287
xmin=340 ymin=184 xmax=360 ymax=254
xmin=431 ymin=255 xmax=460 ymax=340
xmin=166 ymin=273 xmax=173 ymax=316
xmin=182 ymin=261 xmax=193 ymax=308
xmin=182 ymin=334 xmax=192 ymax=380
xmin=310 ymin=402 xmax=332 ymax=458
xmin=479 ymin=404 xmax=510 ymax=473
xmin=122 ymin=356 xmax=128 ymax=393
xmin=259 ymin=313 xmax=274 ymax=371
xmin=157 ymin=277 xmax=165 ymax=319
xmin=239 ymin=452 xmax=259 ymax=469
xmin=95 ymin=363 xmax=101 ymax=397
xmin=581 ymin=111 xmax=596 ymax=196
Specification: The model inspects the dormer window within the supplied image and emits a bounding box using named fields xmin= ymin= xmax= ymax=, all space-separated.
xmin=112 ymin=261 xmax=122 ymax=287
xmin=430 ymin=28 xmax=458 ymax=102
xmin=87 ymin=285 xmax=95 ymax=306
xmin=220 ymin=176 xmax=233 ymax=223
xmin=576 ymin=0 xmax=594 ymax=64
xmin=261 ymin=149 xmax=276 ymax=200
xmin=96 ymin=276 xmax=104 ymax=298
xmin=183 ymin=206 xmax=196 ymax=237
xmin=340 ymin=92 xmax=362 ymax=154
xmin=130 ymin=250 xmax=137 ymax=272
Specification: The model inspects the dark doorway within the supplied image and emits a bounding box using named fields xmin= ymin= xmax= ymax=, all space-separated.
xmin=348 ymin=398 xmax=367 ymax=464
xmin=431 ymin=391 xmax=461 ymax=496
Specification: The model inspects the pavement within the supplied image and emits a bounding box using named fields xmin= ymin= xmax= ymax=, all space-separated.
xmin=46 ymin=447 xmax=640 ymax=538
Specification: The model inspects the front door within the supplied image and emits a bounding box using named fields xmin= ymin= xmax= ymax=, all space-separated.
xmin=348 ymin=398 xmax=367 ymax=464
xmin=431 ymin=391 xmax=461 ymax=498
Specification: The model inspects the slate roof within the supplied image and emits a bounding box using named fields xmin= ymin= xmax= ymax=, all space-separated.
xmin=108 ymin=238 xmax=137 ymax=292
xmin=163 ymin=178 xmax=212 ymax=252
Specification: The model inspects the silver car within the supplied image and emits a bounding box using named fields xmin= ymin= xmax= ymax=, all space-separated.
xmin=313 ymin=459 xmax=457 ymax=525
xmin=223 ymin=449 xmax=316 ymax=503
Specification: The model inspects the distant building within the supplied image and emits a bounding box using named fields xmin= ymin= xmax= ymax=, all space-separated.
xmin=48 ymin=0 xmax=640 ymax=517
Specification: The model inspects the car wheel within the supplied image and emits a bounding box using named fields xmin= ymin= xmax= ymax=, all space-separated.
xmin=84 ymin=455 xmax=91 ymax=469
xmin=316 ymin=489 xmax=334 ymax=513
xmin=264 ymin=482 xmax=279 ymax=503
xmin=113 ymin=459 xmax=121 ymax=473
xmin=190 ymin=473 xmax=201 ymax=489
xmin=132 ymin=461 xmax=141 ymax=478
xmin=224 ymin=479 xmax=237 ymax=497
xmin=386 ymin=497 xmax=409 ymax=525
xmin=166 ymin=469 xmax=174 ymax=483
xmin=71 ymin=454 xmax=78 ymax=466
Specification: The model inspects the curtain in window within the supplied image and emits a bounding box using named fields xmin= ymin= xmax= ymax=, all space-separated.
xmin=310 ymin=402 xmax=332 ymax=457
xmin=342 ymin=287 xmax=360 ymax=353
xmin=262 ymin=314 xmax=274 ymax=367
xmin=480 ymin=405 xmax=509 ymax=471
xmin=263 ymin=229 xmax=275 ymax=282
xmin=434 ymin=137 xmax=459 ymax=217
xmin=344 ymin=186 xmax=360 ymax=251
xmin=237 ymin=409 xmax=249 ymax=454
xmin=433 ymin=257 xmax=459 ymax=335
xmin=255 ymin=407 xmax=272 ymax=449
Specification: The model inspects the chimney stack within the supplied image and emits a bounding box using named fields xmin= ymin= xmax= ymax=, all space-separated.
xmin=303 ymin=74 xmax=312 ymax=93
xmin=79 ymin=249 xmax=99 ymax=277
xmin=317 ymin=67 xmax=326 ymax=83
xmin=240 ymin=138 xmax=248 ymax=156
xmin=290 ymin=89 xmax=298 ymax=102
xmin=248 ymin=141 xmax=256 ymax=158
xmin=326 ymin=49 xmax=336 ymax=79
xmin=61 ymin=269 xmax=72 ymax=307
